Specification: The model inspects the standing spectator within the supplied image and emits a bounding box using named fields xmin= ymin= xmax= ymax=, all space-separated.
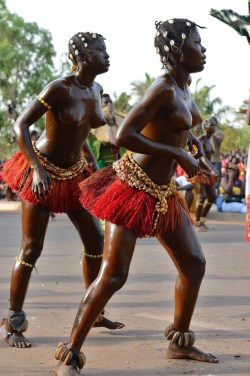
xmin=88 ymin=93 xmax=126 ymax=168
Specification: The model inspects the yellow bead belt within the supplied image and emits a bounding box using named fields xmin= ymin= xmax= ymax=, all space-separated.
xmin=32 ymin=142 xmax=88 ymax=180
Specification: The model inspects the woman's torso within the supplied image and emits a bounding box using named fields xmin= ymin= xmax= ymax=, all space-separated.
xmin=132 ymin=76 xmax=202 ymax=185
xmin=36 ymin=76 xmax=105 ymax=168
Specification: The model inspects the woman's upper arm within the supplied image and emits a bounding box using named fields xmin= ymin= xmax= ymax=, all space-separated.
xmin=15 ymin=80 xmax=63 ymax=130
xmin=117 ymin=82 xmax=170 ymax=141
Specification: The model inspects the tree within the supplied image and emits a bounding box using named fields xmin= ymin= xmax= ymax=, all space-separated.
xmin=113 ymin=92 xmax=132 ymax=115
xmin=0 ymin=0 xmax=56 ymax=157
xmin=191 ymin=78 xmax=224 ymax=119
xmin=130 ymin=73 xmax=155 ymax=103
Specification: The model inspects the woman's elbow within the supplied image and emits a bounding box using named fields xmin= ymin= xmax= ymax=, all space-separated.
xmin=115 ymin=130 xmax=127 ymax=147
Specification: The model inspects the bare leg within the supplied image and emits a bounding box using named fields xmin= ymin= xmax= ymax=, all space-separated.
xmin=1 ymin=200 xmax=50 ymax=348
xmin=67 ymin=210 xmax=124 ymax=330
xmin=55 ymin=223 xmax=137 ymax=376
xmin=185 ymin=189 xmax=194 ymax=210
xmin=201 ymin=185 xmax=217 ymax=218
xmin=157 ymin=218 xmax=218 ymax=363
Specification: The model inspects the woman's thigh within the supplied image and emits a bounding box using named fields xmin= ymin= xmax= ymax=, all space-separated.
xmin=67 ymin=209 xmax=104 ymax=251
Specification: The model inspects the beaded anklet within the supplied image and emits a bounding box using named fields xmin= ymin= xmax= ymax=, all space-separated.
xmin=164 ymin=323 xmax=195 ymax=347
xmin=83 ymin=250 xmax=103 ymax=259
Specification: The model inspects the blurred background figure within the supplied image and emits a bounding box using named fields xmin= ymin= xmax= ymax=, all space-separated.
xmin=210 ymin=116 xmax=224 ymax=195
xmin=216 ymin=163 xmax=246 ymax=213
xmin=189 ymin=117 xmax=219 ymax=231
xmin=88 ymin=93 xmax=126 ymax=168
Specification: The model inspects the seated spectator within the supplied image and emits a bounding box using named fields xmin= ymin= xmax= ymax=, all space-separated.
xmin=216 ymin=163 xmax=246 ymax=213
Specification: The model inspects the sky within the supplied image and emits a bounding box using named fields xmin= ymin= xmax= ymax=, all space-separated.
xmin=5 ymin=0 xmax=250 ymax=110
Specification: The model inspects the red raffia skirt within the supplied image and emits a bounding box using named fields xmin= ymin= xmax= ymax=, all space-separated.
xmin=79 ymin=152 xmax=193 ymax=238
xmin=188 ymin=169 xmax=217 ymax=186
xmin=2 ymin=149 xmax=91 ymax=213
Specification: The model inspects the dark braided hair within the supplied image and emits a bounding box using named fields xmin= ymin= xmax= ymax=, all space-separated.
xmin=68 ymin=32 xmax=105 ymax=70
xmin=154 ymin=18 xmax=205 ymax=69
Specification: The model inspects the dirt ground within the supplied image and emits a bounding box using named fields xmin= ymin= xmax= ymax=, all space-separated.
xmin=0 ymin=210 xmax=249 ymax=376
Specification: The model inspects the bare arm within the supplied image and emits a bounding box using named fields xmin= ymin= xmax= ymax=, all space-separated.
xmin=188 ymin=129 xmax=205 ymax=159
xmin=82 ymin=142 xmax=99 ymax=171
xmin=116 ymin=81 xmax=198 ymax=177
xmin=13 ymin=81 xmax=62 ymax=197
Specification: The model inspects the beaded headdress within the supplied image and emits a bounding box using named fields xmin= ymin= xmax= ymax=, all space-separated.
xmin=154 ymin=18 xmax=204 ymax=69
xmin=68 ymin=32 xmax=105 ymax=71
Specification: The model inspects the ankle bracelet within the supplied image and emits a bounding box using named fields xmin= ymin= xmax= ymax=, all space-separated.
xmin=164 ymin=323 xmax=195 ymax=347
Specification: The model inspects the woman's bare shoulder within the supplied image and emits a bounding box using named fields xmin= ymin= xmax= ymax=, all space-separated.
xmin=39 ymin=76 xmax=72 ymax=101
xmin=144 ymin=75 xmax=174 ymax=106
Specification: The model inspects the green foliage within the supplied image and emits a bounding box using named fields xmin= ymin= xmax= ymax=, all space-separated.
xmin=130 ymin=73 xmax=155 ymax=103
xmin=0 ymin=0 xmax=56 ymax=157
xmin=220 ymin=123 xmax=250 ymax=153
xmin=191 ymin=78 xmax=223 ymax=119
xmin=56 ymin=52 xmax=71 ymax=77
xmin=113 ymin=92 xmax=132 ymax=115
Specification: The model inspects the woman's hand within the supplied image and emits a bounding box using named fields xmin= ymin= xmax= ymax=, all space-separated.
xmin=177 ymin=149 xmax=199 ymax=178
xmin=211 ymin=169 xmax=220 ymax=181
xmin=32 ymin=165 xmax=52 ymax=199
xmin=188 ymin=131 xmax=205 ymax=159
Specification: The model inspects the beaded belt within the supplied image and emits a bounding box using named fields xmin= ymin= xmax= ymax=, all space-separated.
xmin=113 ymin=152 xmax=178 ymax=233
xmin=32 ymin=142 xmax=88 ymax=181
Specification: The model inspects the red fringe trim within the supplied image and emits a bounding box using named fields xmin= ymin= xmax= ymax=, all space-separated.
xmin=188 ymin=170 xmax=217 ymax=186
xmin=2 ymin=151 xmax=90 ymax=213
xmin=79 ymin=166 xmax=193 ymax=238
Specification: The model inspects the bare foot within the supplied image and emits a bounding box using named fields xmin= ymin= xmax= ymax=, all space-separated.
xmin=93 ymin=315 xmax=124 ymax=330
xmin=167 ymin=342 xmax=219 ymax=363
xmin=0 ymin=325 xmax=32 ymax=348
xmin=54 ymin=360 xmax=80 ymax=376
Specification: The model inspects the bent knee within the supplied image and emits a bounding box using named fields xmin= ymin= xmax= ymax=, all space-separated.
xmin=184 ymin=254 xmax=206 ymax=281
xmin=21 ymin=240 xmax=44 ymax=260
xmin=102 ymin=270 xmax=128 ymax=293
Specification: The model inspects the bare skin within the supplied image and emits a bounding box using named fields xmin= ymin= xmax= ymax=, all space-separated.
xmin=167 ymin=343 xmax=219 ymax=362
xmin=194 ymin=120 xmax=220 ymax=227
xmin=1 ymin=35 xmax=123 ymax=349
xmin=55 ymin=24 xmax=219 ymax=375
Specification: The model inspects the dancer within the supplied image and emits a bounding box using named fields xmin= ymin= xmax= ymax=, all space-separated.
xmin=54 ymin=18 xmax=219 ymax=375
xmin=0 ymin=31 xmax=124 ymax=349
xmin=190 ymin=117 xmax=219 ymax=231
